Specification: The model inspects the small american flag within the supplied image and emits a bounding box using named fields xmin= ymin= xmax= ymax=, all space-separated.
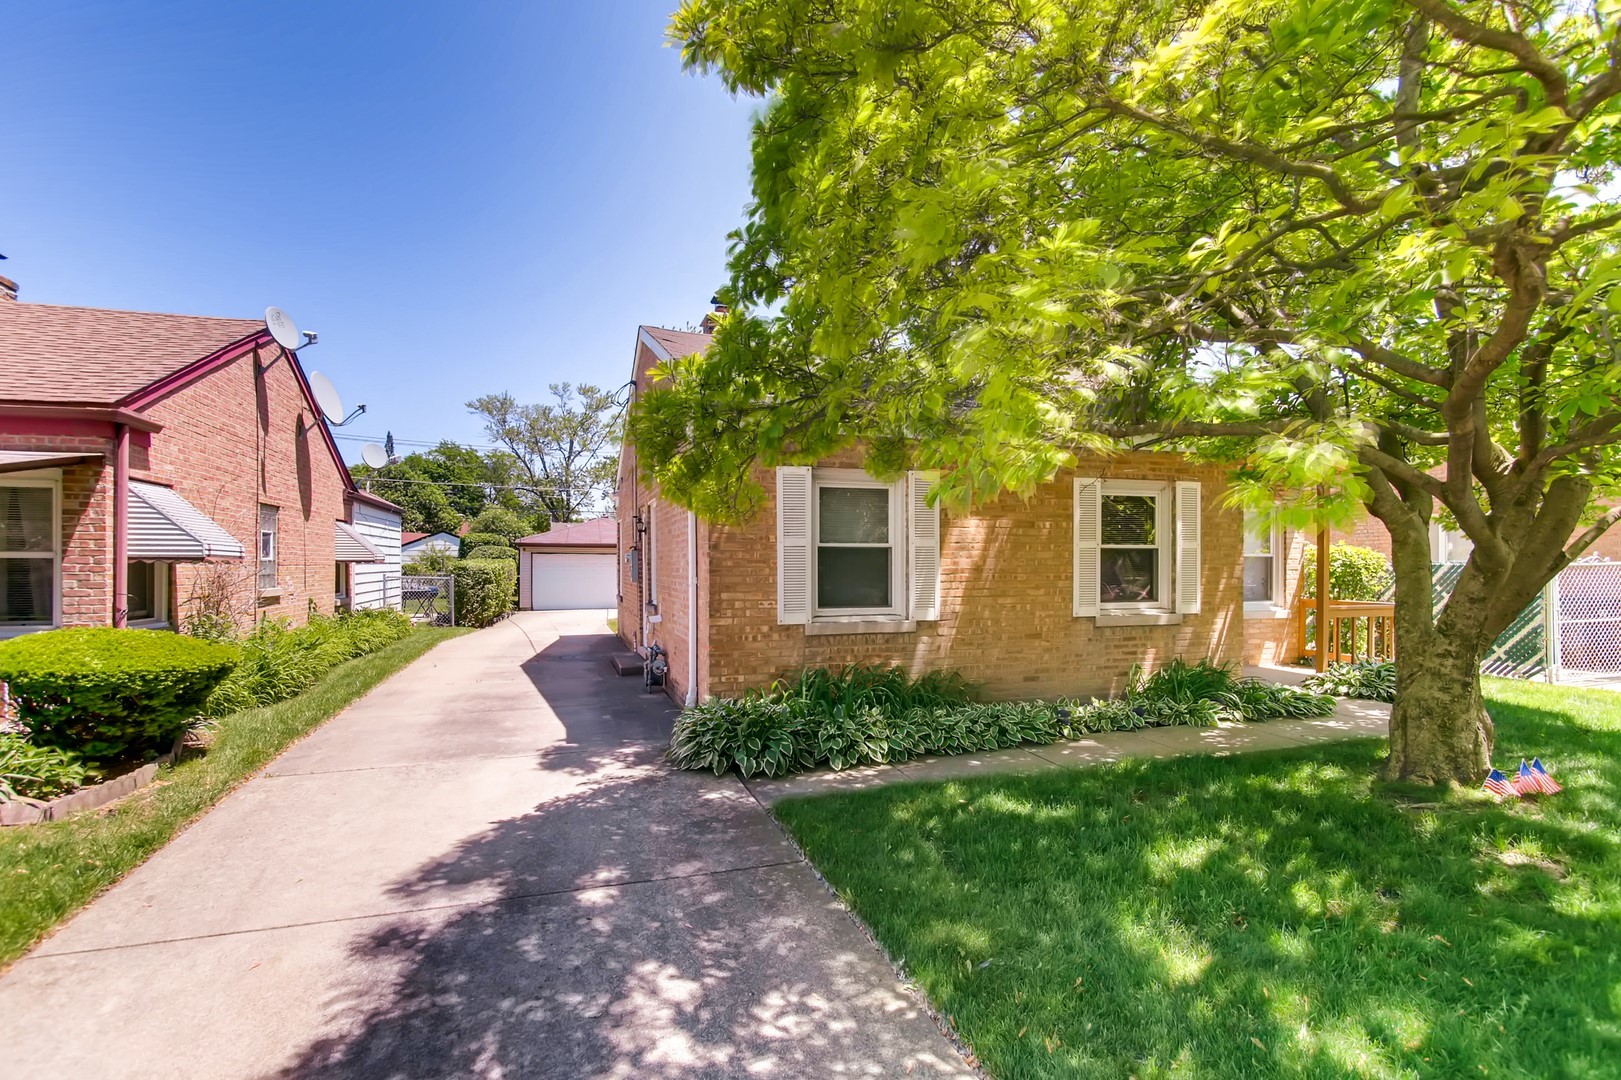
xmin=1530 ymin=758 xmax=1563 ymax=795
xmin=1513 ymin=760 xmax=1542 ymax=797
xmin=1482 ymin=769 xmax=1518 ymax=800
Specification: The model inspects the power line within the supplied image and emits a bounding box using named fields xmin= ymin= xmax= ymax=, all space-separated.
xmin=333 ymin=432 xmax=505 ymax=452
xmin=357 ymin=475 xmax=563 ymax=493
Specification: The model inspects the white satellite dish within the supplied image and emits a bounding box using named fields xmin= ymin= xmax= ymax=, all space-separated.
xmin=360 ymin=443 xmax=389 ymax=469
xmin=308 ymin=371 xmax=345 ymax=423
xmin=264 ymin=307 xmax=303 ymax=351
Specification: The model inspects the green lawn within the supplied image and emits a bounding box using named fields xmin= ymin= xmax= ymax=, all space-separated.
xmin=0 ymin=626 xmax=469 ymax=969
xmin=775 ymin=678 xmax=1621 ymax=1079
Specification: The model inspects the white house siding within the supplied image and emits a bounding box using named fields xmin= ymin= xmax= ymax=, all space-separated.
xmin=350 ymin=502 xmax=403 ymax=611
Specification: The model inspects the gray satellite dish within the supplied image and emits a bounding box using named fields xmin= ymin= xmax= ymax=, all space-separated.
xmin=360 ymin=443 xmax=390 ymax=469
xmin=308 ymin=371 xmax=345 ymax=423
xmin=265 ymin=307 xmax=303 ymax=351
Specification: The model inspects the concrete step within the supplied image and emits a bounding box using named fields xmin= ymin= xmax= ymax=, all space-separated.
xmin=610 ymin=652 xmax=644 ymax=676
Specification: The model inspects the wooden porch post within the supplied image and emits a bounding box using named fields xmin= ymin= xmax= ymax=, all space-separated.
xmin=1315 ymin=517 xmax=1330 ymax=672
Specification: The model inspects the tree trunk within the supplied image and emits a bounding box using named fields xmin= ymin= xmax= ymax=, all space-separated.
xmin=1379 ymin=512 xmax=1495 ymax=785
xmin=1383 ymin=635 xmax=1495 ymax=784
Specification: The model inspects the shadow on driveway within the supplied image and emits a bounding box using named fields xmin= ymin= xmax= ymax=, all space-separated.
xmin=273 ymin=617 xmax=969 ymax=1079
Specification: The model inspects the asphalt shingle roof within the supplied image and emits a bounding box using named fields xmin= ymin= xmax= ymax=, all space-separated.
xmin=0 ymin=302 xmax=264 ymax=406
xmin=517 ymin=517 xmax=617 ymax=548
xmin=641 ymin=326 xmax=713 ymax=360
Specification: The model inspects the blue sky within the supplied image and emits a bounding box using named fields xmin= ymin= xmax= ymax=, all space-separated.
xmin=3 ymin=1 xmax=759 ymax=461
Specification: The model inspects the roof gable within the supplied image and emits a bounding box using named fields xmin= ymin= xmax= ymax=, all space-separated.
xmin=517 ymin=517 xmax=617 ymax=547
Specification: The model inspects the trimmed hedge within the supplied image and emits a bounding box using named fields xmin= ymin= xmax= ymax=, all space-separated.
xmin=202 ymin=609 xmax=413 ymax=717
xmin=464 ymin=544 xmax=519 ymax=562
xmin=669 ymin=660 xmax=1336 ymax=778
xmin=459 ymin=531 xmax=512 ymax=558
xmin=452 ymin=558 xmax=517 ymax=628
xmin=0 ymin=629 xmax=239 ymax=759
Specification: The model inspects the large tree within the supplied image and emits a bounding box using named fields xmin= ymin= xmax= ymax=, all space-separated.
xmin=468 ymin=383 xmax=622 ymax=522
xmin=640 ymin=0 xmax=1621 ymax=783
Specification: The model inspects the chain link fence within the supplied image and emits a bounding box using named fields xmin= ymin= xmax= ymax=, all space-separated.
xmin=401 ymin=575 xmax=454 ymax=627
xmin=1428 ymin=559 xmax=1621 ymax=683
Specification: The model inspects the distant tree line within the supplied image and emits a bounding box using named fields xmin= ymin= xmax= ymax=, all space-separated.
xmin=349 ymin=382 xmax=621 ymax=536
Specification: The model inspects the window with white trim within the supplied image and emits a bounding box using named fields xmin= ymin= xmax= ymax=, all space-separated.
xmin=1100 ymin=482 xmax=1170 ymax=608
xmin=1243 ymin=510 xmax=1280 ymax=604
xmin=258 ymin=505 xmax=279 ymax=593
xmin=814 ymin=474 xmax=905 ymax=615
xmin=127 ymin=561 xmax=171 ymax=626
xmin=0 ymin=480 xmax=58 ymax=630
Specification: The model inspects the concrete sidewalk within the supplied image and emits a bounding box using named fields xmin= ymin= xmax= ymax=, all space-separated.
xmin=0 ymin=613 xmax=972 ymax=1079
xmin=746 ymin=695 xmax=1391 ymax=806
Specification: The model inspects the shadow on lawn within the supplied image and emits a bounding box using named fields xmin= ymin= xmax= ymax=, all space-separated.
xmin=775 ymin=696 xmax=1621 ymax=1078
xmin=270 ymin=635 xmax=967 ymax=1079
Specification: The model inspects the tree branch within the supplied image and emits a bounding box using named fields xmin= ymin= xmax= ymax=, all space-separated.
xmin=1404 ymin=0 xmax=1569 ymax=110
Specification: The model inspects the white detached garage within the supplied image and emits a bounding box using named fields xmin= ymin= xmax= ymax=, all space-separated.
xmin=517 ymin=517 xmax=618 ymax=610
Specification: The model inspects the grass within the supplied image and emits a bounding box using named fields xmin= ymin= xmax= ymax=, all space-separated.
xmin=0 ymin=626 xmax=468 ymax=968
xmin=775 ymin=677 xmax=1621 ymax=1079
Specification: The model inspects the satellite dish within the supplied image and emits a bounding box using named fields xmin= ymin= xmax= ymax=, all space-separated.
xmin=307 ymin=371 xmax=344 ymax=423
xmin=361 ymin=443 xmax=389 ymax=469
xmin=265 ymin=307 xmax=303 ymax=351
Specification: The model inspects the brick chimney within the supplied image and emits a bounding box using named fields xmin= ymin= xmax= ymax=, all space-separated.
xmin=699 ymin=295 xmax=728 ymax=333
xmin=0 ymin=276 xmax=16 ymax=302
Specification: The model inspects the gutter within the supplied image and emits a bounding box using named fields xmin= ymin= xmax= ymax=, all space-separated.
xmin=112 ymin=424 xmax=130 ymax=628
xmin=686 ymin=509 xmax=698 ymax=707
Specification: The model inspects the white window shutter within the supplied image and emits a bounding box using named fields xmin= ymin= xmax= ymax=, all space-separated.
xmin=776 ymin=466 xmax=813 ymax=624
xmin=1073 ymin=477 xmax=1101 ymax=617
xmin=908 ymin=471 xmax=940 ymax=621
xmin=1175 ymin=480 xmax=1202 ymax=614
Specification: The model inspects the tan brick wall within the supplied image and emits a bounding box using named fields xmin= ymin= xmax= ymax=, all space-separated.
xmin=617 ymin=337 xmax=707 ymax=702
xmin=705 ymin=451 xmax=1245 ymax=701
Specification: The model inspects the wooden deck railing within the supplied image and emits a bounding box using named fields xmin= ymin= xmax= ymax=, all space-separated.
xmin=1297 ymin=599 xmax=1397 ymax=664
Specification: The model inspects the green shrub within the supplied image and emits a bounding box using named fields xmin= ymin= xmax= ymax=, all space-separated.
xmin=1302 ymin=543 xmax=1395 ymax=601
xmin=1302 ymin=660 xmax=1397 ymax=702
xmin=452 ymin=558 xmax=518 ymax=628
xmin=203 ymin=610 xmax=412 ymax=718
xmin=669 ymin=660 xmax=1335 ymax=777
xmin=403 ymin=549 xmax=457 ymax=575
xmin=468 ymin=506 xmax=529 ymax=544
xmin=0 ymin=629 xmax=239 ymax=758
xmin=0 ymin=734 xmax=91 ymax=802
xmin=464 ymin=544 xmax=518 ymax=562
xmin=459 ymin=531 xmax=512 ymax=558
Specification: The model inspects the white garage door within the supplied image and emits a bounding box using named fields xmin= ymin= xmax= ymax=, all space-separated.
xmin=529 ymin=552 xmax=617 ymax=610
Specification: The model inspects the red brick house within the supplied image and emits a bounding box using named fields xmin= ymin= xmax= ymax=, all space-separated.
xmin=0 ymin=277 xmax=401 ymax=636
xmin=617 ymin=322 xmax=1258 ymax=705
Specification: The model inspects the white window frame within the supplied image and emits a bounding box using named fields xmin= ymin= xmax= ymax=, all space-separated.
xmin=258 ymin=505 xmax=279 ymax=595
xmin=811 ymin=468 xmax=907 ymax=619
xmin=1243 ymin=511 xmax=1287 ymax=613
xmin=126 ymin=560 xmax=172 ymax=629
xmin=0 ymin=474 xmax=62 ymax=638
xmin=1099 ymin=480 xmax=1172 ymax=613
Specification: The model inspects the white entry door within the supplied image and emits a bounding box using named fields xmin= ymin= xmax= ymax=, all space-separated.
xmin=529 ymin=552 xmax=617 ymax=610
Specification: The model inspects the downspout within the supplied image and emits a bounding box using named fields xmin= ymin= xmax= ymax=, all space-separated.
xmin=685 ymin=509 xmax=698 ymax=706
xmin=112 ymin=424 xmax=130 ymax=628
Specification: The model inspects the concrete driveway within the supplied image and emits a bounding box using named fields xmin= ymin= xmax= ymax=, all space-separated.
xmin=0 ymin=612 xmax=970 ymax=1079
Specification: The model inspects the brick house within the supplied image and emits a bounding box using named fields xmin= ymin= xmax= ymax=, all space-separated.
xmin=617 ymin=321 xmax=1272 ymax=705
xmin=0 ymin=277 xmax=401 ymax=636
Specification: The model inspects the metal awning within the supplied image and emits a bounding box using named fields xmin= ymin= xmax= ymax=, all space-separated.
xmin=334 ymin=521 xmax=384 ymax=563
xmin=128 ymin=481 xmax=245 ymax=560
xmin=0 ymin=450 xmax=103 ymax=473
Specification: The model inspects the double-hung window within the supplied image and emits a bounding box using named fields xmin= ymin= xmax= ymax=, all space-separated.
xmin=1100 ymin=483 xmax=1170 ymax=609
xmin=1075 ymin=477 xmax=1201 ymax=618
xmin=258 ymin=505 xmax=279 ymax=593
xmin=815 ymin=475 xmax=904 ymax=615
xmin=0 ymin=481 xmax=59 ymax=631
xmin=776 ymin=467 xmax=940 ymax=626
xmin=1243 ymin=510 xmax=1278 ymax=604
